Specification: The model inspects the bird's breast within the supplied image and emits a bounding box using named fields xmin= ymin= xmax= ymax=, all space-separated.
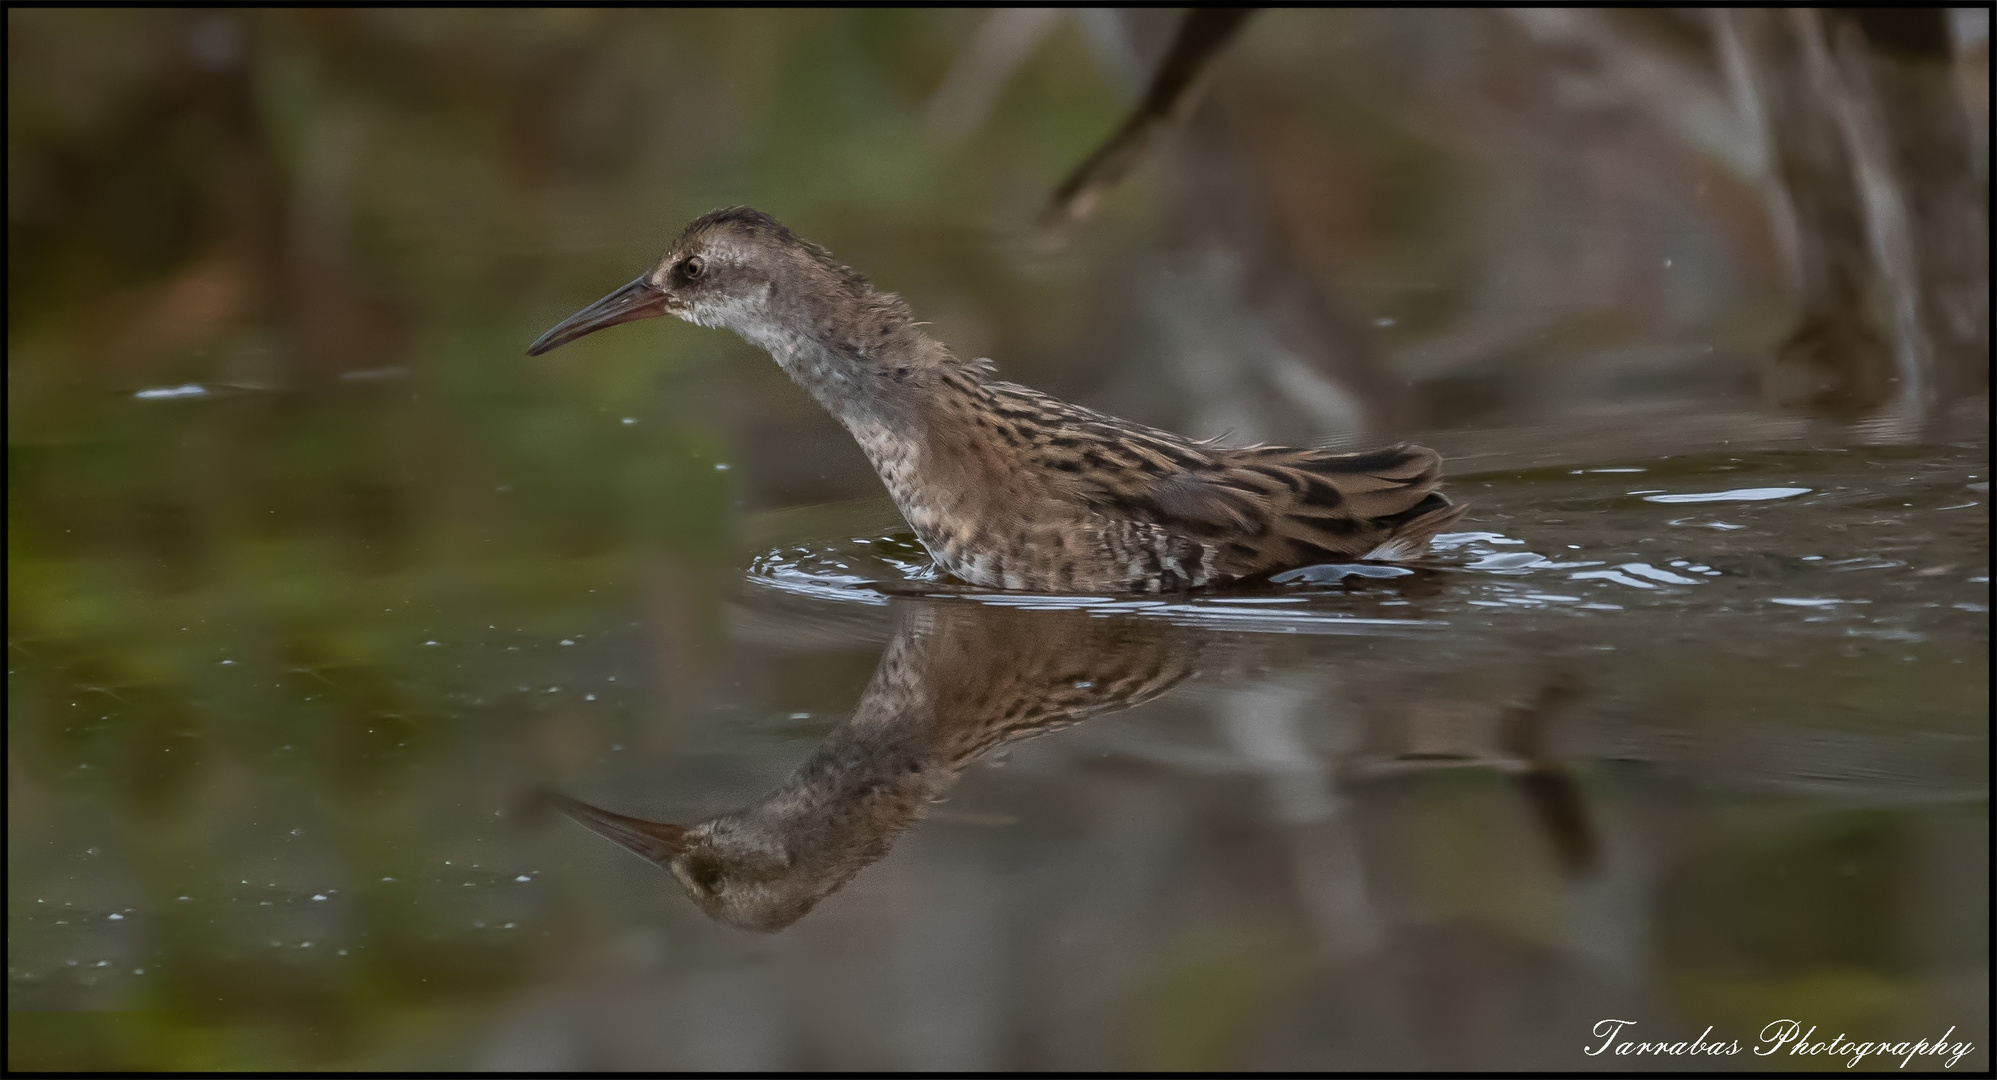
xmin=839 ymin=414 xmax=1223 ymax=593
xmin=842 ymin=417 xmax=1007 ymax=586
xmin=845 ymin=419 xmax=927 ymax=516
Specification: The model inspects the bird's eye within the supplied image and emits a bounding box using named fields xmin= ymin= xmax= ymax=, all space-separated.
xmin=686 ymin=855 xmax=723 ymax=894
xmin=680 ymin=255 xmax=705 ymax=281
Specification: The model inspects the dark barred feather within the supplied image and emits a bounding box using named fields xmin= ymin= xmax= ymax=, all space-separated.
xmin=950 ymin=377 xmax=1467 ymax=583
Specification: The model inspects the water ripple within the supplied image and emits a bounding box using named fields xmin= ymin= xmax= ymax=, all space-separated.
xmin=1644 ymin=486 xmax=1811 ymax=504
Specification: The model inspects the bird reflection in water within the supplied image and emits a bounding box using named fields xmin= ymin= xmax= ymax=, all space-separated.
xmin=548 ymin=601 xmax=1213 ymax=932
xmin=547 ymin=598 xmax=1597 ymax=932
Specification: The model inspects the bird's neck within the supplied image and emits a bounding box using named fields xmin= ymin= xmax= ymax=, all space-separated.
xmin=737 ymin=312 xmax=947 ymax=420
xmin=731 ymin=657 xmax=959 ymax=866
xmin=738 ymin=310 xmax=993 ymax=473
xmin=728 ymin=292 xmax=1009 ymax=567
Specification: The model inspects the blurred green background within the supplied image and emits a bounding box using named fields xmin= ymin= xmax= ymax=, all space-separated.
xmin=8 ymin=8 xmax=1987 ymax=1070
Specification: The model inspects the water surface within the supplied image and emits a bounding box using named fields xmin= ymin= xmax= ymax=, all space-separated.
xmin=11 ymin=433 xmax=1986 ymax=1070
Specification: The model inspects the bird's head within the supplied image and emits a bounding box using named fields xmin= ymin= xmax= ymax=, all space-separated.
xmin=546 ymin=791 xmax=838 ymax=933
xmin=526 ymin=206 xmax=892 ymax=359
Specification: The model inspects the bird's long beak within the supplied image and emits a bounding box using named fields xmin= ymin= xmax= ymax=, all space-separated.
xmin=545 ymin=790 xmax=691 ymax=865
xmin=526 ymin=276 xmax=672 ymax=356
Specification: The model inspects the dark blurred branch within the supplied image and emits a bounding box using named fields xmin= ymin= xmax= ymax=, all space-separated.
xmin=1040 ymin=8 xmax=1255 ymax=237
xmin=1056 ymin=9 xmax=1407 ymax=440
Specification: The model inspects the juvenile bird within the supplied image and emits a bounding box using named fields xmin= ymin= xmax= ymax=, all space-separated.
xmin=529 ymin=207 xmax=1466 ymax=593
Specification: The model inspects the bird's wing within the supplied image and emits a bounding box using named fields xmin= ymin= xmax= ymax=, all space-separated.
xmin=982 ymin=383 xmax=1462 ymax=569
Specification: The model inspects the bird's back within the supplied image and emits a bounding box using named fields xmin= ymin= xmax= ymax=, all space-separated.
xmin=923 ymin=375 xmax=1467 ymax=592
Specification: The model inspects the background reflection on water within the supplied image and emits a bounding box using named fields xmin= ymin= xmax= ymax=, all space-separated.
xmin=8 ymin=8 xmax=1988 ymax=1070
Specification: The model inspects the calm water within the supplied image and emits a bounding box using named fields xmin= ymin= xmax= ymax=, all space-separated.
xmin=12 ymin=7 xmax=1989 ymax=1070
xmin=10 ymin=424 xmax=1987 ymax=1070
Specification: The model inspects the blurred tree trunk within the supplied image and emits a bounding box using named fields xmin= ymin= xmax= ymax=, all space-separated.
xmin=1718 ymin=8 xmax=1986 ymax=432
xmin=1046 ymin=7 xmax=1989 ymax=437
xmin=1838 ymin=9 xmax=1989 ymax=419
xmin=1717 ymin=9 xmax=1894 ymax=420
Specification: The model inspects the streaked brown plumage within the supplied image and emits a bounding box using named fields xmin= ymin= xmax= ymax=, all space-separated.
xmin=529 ymin=207 xmax=1467 ymax=593
xmin=545 ymin=599 xmax=1221 ymax=932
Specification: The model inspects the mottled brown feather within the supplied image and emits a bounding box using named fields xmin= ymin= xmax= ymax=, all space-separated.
xmin=935 ymin=376 xmax=1468 ymax=585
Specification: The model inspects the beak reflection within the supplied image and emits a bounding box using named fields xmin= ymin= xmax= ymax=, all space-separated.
xmin=542 ymin=789 xmax=690 ymax=863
